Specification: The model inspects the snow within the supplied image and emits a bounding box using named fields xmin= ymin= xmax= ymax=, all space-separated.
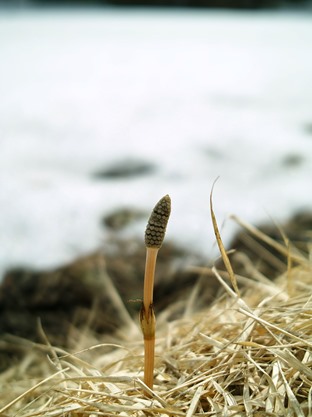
xmin=0 ymin=8 xmax=312 ymax=279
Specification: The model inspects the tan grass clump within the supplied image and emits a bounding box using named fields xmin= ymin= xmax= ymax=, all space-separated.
xmin=1 ymin=224 xmax=312 ymax=417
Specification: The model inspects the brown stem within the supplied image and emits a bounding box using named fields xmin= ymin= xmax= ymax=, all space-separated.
xmin=144 ymin=337 xmax=155 ymax=391
xmin=140 ymin=248 xmax=158 ymax=395
xmin=143 ymin=247 xmax=159 ymax=312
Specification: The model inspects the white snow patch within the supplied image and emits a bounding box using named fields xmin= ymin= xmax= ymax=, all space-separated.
xmin=0 ymin=8 xmax=312 ymax=279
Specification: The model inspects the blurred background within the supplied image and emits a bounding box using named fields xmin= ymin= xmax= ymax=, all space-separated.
xmin=0 ymin=0 xmax=312 ymax=346
xmin=1 ymin=0 xmax=312 ymax=273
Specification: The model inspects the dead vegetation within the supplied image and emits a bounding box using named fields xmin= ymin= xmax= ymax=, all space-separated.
xmin=0 ymin=212 xmax=311 ymax=417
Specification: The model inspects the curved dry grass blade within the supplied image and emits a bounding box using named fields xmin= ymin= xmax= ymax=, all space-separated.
xmin=210 ymin=180 xmax=240 ymax=296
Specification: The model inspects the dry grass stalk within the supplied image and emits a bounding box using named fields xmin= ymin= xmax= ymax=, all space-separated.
xmin=210 ymin=181 xmax=240 ymax=297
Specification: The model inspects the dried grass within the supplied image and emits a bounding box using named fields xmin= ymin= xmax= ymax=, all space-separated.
xmin=1 ymin=220 xmax=311 ymax=417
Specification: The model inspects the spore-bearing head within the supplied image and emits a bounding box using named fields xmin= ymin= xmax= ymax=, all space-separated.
xmin=145 ymin=195 xmax=171 ymax=248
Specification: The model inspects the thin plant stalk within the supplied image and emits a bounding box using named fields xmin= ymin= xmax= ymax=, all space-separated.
xmin=143 ymin=247 xmax=158 ymax=313
xmin=140 ymin=195 xmax=171 ymax=395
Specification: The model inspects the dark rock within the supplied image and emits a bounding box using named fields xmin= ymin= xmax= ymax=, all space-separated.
xmin=304 ymin=122 xmax=312 ymax=136
xmin=92 ymin=159 xmax=155 ymax=180
xmin=103 ymin=207 xmax=147 ymax=231
xmin=0 ymin=253 xmax=122 ymax=349
xmin=281 ymin=153 xmax=304 ymax=169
